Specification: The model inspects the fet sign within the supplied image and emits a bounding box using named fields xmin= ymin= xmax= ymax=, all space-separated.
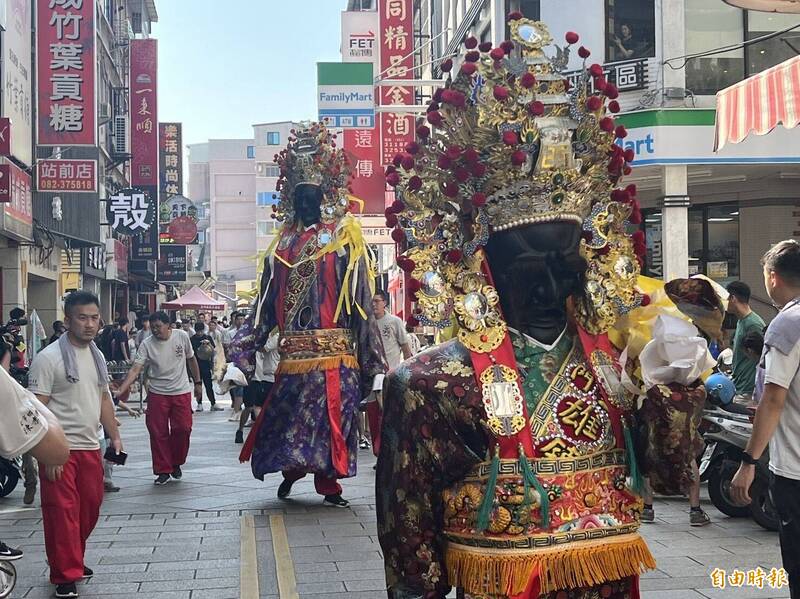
xmin=36 ymin=0 xmax=96 ymax=146
xmin=341 ymin=10 xmax=380 ymax=68
xmin=344 ymin=128 xmax=385 ymax=215
xmin=379 ymin=0 xmax=415 ymax=167
xmin=37 ymin=158 xmax=97 ymax=192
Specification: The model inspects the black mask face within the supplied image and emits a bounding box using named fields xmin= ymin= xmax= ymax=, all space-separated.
xmin=293 ymin=184 xmax=323 ymax=227
xmin=485 ymin=221 xmax=587 ymax=345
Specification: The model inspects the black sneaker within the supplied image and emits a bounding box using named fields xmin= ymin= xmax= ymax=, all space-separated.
xmin=0 ymin=541 xmax=23 ymax=561
xmin=323 ymin=494 xmax=349 ymax=508
xmin=171 ymin=466 xmax=182 ymax=480
xmin=83 ymin=566 xmax=93 ymax=578
xmin=235 ymin=430 xmax=244 ymax=444
xmin=154 ymin=474 xmax=171 ymax=486
xmin=55 ymin=582 xmax=79 ymax=598
xmin=277 ymin=479 xmax=293 ymax=499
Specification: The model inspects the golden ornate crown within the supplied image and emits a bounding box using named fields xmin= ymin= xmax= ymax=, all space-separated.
xmin=273 ymin=122 xmax=352 ymax=225
xmin=387 ymin=17 xmax=646 ymax=336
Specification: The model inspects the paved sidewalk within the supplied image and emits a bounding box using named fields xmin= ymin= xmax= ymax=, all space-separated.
xmin=0 ymin=395 xmax=788 ymax=599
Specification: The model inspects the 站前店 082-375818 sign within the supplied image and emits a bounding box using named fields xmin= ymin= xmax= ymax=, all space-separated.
xmin=36 ymin=0 xmax=97 ymax=146
xmin=106 ymin=188 xmax=156 ymax=236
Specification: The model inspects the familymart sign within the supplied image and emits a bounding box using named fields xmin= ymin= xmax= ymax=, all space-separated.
xmin=317 ymin=62 xmax=375 ymax=129
xmin=615 ymin=109 xmax=800 ymax=166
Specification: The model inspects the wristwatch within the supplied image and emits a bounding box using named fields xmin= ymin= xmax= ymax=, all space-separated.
xmin=741 ymin=451 xmax=759 ymax=465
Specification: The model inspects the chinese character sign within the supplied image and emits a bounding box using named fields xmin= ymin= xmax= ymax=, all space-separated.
xmin=344 ymin=128 xmax=385 ymax=215
xmin=4 ymin=0 xmax=33 ymax=164
xmin=157 ymin=245 xmax=187 ymax=283
xmin=36 ymin=159 xmax=97 ymax=192
xmin=36 ymin=0 xmax=96 ymax=146
xmin=130 ymin=39 xmax=158 ymax=188
xmin=0 ymin=162 xmax=33 ymax=236
xmin=379 ymin=0 xmax=415 ymax=168
xmin=159 ymin=122 xmax=182 ymax=198
xmin=106 ymin=188 xmax=156 ymax=236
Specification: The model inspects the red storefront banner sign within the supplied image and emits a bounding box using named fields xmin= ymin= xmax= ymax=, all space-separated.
xmin=36 ymin=158 xmax=97 ymax=192
xmin=36 ymin=0 xmax=96 ymax=146
xmin=0 ymin=118 xmax=10 ymax=157
xmin=130 ymin=39 xmax=159 ymax=188
xmin=344 ymin=128 xmax=385 ymax=215
xmin=0 ymin=162 xmax=32 ymax=226
xmin=379 ymin=0 xmax=415 ymax=172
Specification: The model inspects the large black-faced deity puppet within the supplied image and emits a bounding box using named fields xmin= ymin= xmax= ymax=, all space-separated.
xmin=376 ymin=17 xmax=708 ymax=599
xmin=234 ymin=123 xmax=386 ymax=505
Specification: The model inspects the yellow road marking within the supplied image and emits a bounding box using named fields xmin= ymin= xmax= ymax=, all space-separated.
xmin=269 ymin=514 xmax=300 ymax=599
xmin=240 ymin=514 xmax=260 ymax=599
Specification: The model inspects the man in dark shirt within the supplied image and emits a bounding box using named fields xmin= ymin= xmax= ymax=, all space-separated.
xmin=110 ymin=318 xmax=130 ymax=362
xmin=190 ymin=322 xmax=222 ymax=412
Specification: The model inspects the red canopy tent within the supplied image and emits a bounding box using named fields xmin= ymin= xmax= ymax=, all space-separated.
xmin=160 ymin=286 xmax=226 ymax=311
xmin=715 ymin=54 xmax=800 ymax=150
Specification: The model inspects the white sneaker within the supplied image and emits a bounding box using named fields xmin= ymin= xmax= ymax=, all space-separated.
xmin=227 ymin=410 xmax=242 ymax=422
xmin=195 ymin=403 xmax=204 ymax=412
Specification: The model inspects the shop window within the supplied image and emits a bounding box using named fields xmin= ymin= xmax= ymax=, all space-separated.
xmin=605 ymin=0 xmax=656 ymax=62
xmin=642 ymin=204 xmax=739 ymax=283
xmin=685 ymin=0 xmax=745 ymax=95
xmin=746 ymin=12 xmax=800 ymax=76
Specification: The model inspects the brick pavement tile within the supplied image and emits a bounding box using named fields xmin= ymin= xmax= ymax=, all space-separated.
xmin=84 ymin=570 xmax=198 ymax=584
xmin=139 ymin=576 xmax=238 ymax=592
xmin=344 ymin=577 xmax=392 ymax=592
xmin=78 ymin=594 xmax=191 ymax=599
xmin=640 ymin=576 xmax=717 ymax=591
xmin=146 ymin=558 xmax=238 ymax=571
xmin=294 ymin=561 xmax=338 ymax=573
xmin=303 ymin=593 xmax=386 ymax=599
xmin=188 ymin=588 xmax=241 ymax=599
xmin=296 ymin=580 xmax=347 ymax=594
xmin=335 ymin=558 xmax=386 ymax=571
xmin=642 ymin=591 xmax=709 ymax=599
xmin=699 ymin=587 xmax=791 ymax=598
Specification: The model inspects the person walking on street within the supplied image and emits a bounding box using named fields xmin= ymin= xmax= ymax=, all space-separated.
xmin=726 ymin=281 xmax=766 ymax=404
xmin=235 ymin=330 xmax=278 ymax=444
xmin=49 ymin=321 xmax=65 ymax=345
xmin=110 ymin=318 xmax=130 ymax=362
xmin=224 ymin=312 xmax=246 ymax=421
xmin=27 ymin=291 xmax=124 ymax=599
xmin=366 ymin=291 xmax=412 ymax=455
xmin=732 ymin=240 xmax=800 ymax=598
xmin=113 ymin=311 xmax=202 ymax=486
xmin=190 ymin=322 xmax=223 ymax=412
xmin=135 ymin=317 xmax=151 ymax=349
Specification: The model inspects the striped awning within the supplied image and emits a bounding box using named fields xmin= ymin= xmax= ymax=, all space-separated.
xmin=715 ymin=55 xmax=800 ymax=151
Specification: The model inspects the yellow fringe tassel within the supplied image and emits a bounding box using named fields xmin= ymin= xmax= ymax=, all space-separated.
xmin=446 ymin=534 xmax=656 ymax=597
xmin=276 ymin=354 xmax=359 ymax=375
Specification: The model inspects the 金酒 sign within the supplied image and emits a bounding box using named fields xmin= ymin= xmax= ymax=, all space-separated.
xmin=379 ymin=0 xmax=415 ymax=167
xmin=36 ymin=0 xmax=96 ymax=146
xmin=37 ymin=159 xmax=97 ymax=192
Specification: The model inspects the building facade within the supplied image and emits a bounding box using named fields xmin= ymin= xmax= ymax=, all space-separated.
xmin=188 ymin=139 xmax=256 ymax=300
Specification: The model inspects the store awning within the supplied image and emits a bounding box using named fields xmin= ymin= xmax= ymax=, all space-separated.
xmin=715 ymin=55 xmax=800 ymax=151
xmin=160 ymin=286 xmax=226 ymax=311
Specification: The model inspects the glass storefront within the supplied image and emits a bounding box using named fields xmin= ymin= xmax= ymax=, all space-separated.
xmin=605 ymin=0 xmax=656 ymax=62
xmin=643 ymin=203 xmax=740 ymax=286
xmin=685 ymin=0 xmax=745 ymax=95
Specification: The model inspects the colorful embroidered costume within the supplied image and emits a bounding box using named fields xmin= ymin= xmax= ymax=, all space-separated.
xmin=235 ymin=124 xmax=386 ymax=490
xmin=376 ymin=17 xmax=706 ymax=599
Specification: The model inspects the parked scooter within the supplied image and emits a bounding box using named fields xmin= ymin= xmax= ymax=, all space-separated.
xmin=702 ymin=374 xmax=779 ymax=531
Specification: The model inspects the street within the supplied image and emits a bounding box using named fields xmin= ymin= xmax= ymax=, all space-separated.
xmin=0 ymin=396 xmax=787 ymax=599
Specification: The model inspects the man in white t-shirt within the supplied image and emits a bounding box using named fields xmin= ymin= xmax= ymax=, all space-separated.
xmin=28 ymin=291 xmax=123 ymax=599
xmin=731 ymin=240 xmax=800 ymax=597
xmin=367 ymin=291 xmax=412 ymax=456
xmin=114 ymin=311 xmax=202 ymax=486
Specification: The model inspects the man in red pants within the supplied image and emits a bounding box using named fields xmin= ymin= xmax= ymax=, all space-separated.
xmin=115 ymin=311 xmax=202 ymax=485
xmin=29 ymin=291 xmax=123 ymax=599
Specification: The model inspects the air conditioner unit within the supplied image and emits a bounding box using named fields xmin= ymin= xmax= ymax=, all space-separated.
xmin=113 ymin=115 xmax=128 ymax=154
xmin=98 ymin=102 xmax=111 ymax=121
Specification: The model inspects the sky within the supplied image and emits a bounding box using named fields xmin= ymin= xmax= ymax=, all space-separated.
xmin=154 ymin=1 xmax=346 ymax=147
